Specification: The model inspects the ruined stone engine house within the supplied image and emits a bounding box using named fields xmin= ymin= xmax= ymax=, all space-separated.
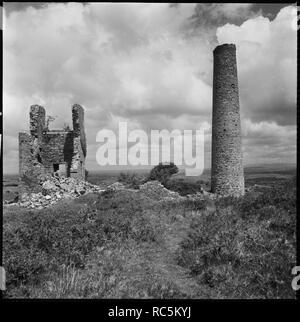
xmin=19 ymin=104 xmax=87 ymax=197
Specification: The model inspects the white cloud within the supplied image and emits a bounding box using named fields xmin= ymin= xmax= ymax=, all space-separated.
xmin=217 ymin=5 xmax=297 ymax=125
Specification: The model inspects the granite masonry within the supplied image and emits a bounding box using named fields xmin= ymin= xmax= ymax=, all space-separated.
xmin=211 ymin=44 xmax=245 ymax=196
xmin=19 ymin=104 xmax=87 ymax=200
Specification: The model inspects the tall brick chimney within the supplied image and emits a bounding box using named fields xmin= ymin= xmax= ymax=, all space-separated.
xmin=211 ymin=44 xmax=244 ymax=196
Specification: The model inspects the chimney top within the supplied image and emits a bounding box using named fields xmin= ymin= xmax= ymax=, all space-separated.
xmin=213 ymin=43 xmax=236 ymax=55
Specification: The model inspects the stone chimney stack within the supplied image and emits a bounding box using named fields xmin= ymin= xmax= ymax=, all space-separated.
xmin=211 ymin=44 xmax=244 ymax=196
xmin=30 ymin=105 xmax=46 ymax=138
xmin=72 ymin=104 xmax=87 ymax=157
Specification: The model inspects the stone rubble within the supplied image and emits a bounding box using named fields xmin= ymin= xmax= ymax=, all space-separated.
xmin=185 ymin=190 xmax=216 ymax=201
xmin=106 ymin=182 xmax=126 ymax=192
xmin=4 ymin=177 xmax=214 ymax=209
xmin=139 ymin=180 xmax=182 ymax=200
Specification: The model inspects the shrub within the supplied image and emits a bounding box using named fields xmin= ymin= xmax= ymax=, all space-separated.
xmin=147 ymin=163 xmax=179 ymax=184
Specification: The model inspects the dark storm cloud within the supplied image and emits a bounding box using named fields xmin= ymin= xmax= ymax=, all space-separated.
xmin=3 ymin=2 xmax=86 ymax=15
xmin=4 ymin=2 xmax=51 ymax=15
xmin=187 ymin=3 xmax=257 ymax=30
xmin=252 ymin=3 xmax=295 ymax=20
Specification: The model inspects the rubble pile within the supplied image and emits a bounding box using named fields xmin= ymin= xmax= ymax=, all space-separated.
xmin=185 ymin=190 xmax=216 ymax=201
xmin=19 ymin=176 xmax=105 ymax=209
xmin=106 ymin=182 xmax=126 ymax=192
xmin=5 ymin=176 xmax=217 ymax=210
xmin=139 ymin=180 xmax=182 ymax=200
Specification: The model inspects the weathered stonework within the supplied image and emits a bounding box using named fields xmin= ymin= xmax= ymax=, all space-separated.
xmin=19 ymin=104 xmax=87 ymax=200
xmin=211 ymin=44 xmax=244 ymax=196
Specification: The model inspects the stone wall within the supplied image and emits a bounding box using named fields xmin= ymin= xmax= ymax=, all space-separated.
xmin=211 ymin=44 xmax=244 ymax=196
xmin=19 ymin=131 xmax=49 ymax=197
xmin=30 ymin=105 xmax=46 ymax=137
xmin=71 ymin=104 xmax=86 ymax=178
xmin=40 ymin=131 xmax=74 ymax=173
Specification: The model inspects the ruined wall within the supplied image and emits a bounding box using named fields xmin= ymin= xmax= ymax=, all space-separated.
xmin=211 ymin=44 xmax=244 ymax=196
xmin=39 ymin=131 xmax=74 ymax=174
xmin=71 ymin=104 xmax=87 ymax=178
xmin=30 ymin=105 xmax=46 ymax=138
xmin=19 ymin=104 xmax=87 ymax=199
xmin=19 ymin=132 xmax=46 ymax=197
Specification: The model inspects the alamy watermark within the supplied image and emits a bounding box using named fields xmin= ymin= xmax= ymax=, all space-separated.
xmin=0 ymin=267 xmax=5 ymax=291
xmin=96 ymin=122 xmax=205 ymax=176
xmin=291 ymin=266 xmax=300 ymax=291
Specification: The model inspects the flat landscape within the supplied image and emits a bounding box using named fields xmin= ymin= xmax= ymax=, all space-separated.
xmin=3 ymin=164 xmax=296 ymax=202
xmin=2 ymin=164 xmax=296 ymax=298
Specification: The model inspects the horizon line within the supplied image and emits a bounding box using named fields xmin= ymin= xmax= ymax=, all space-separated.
xmin=3 ymin=162 xmax=297 ymax=176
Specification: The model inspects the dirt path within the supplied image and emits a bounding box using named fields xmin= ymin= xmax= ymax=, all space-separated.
xmin=142 ymin=210 xmax=211 ymax=298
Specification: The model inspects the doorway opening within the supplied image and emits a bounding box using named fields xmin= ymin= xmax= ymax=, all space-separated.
xmin=53 ymin=163 xmax=67 ymax=176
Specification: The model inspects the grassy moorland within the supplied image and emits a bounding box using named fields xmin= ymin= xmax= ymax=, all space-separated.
xmin=2 ymin=169 xmax=296 ymax=299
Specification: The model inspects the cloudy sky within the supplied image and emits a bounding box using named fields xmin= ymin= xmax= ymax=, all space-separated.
xmin=3 ymin=3 xmax=297 ymax=173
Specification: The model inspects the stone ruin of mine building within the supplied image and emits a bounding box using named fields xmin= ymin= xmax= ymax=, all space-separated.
xmin=19 ymin=104 xmax=87 ymax=200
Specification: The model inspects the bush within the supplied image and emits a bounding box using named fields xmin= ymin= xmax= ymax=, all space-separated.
xmin=147 ymin=163 xmax=179 ymax=184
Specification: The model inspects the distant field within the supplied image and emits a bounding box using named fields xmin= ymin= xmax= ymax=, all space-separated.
xmin=243 ymin=164 xmax=296 ymax=187
xmin=80 ymin=164 xmax=296 ymax=187
xmin=3 ymin=164 xmax=296 ymax=201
